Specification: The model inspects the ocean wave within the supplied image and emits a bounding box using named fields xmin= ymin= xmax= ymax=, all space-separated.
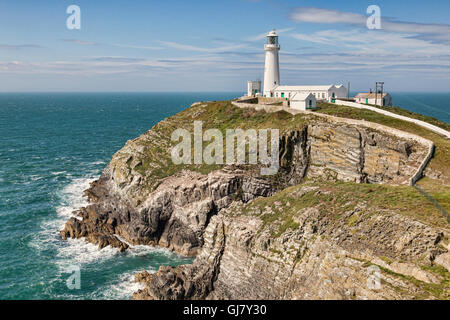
xmin=29 ymin=162 xmax=190 ymax=299
xmin=29 ymin=175 xmax=43 ymax=181
xmin=29 ymin=174 xmax=98 ymax=258
xmin=91 ymin=160 xmax=106 ymax=165
xmin=95 ymin=272 xmax=148 ymax=300
xmin=51 ymin=171 xmax=67 ymax=176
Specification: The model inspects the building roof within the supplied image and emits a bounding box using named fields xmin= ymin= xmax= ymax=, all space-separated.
xmin=290 ymin=92 xmax=315 ymax=101
xmin=272 ymin=85 xmax=343 ymax=91
xmin=355 ymin=92 xmax=389 ymax=99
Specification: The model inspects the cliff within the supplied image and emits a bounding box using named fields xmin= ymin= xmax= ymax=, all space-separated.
xmin=60 ymin=101 xmax=450 ymax=299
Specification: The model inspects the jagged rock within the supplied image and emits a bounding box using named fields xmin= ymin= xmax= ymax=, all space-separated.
xmin=59 ymin=102 xmax=447 ymax=300
xmin=139 ymin=187 xmax=448 ymax=300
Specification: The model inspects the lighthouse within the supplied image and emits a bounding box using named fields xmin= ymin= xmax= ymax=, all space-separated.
xmin=263 ymin=29 xmax=280 ymax=97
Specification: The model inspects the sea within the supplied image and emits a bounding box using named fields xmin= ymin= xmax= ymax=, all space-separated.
xmin=0 ymin=92 xmax=448 ymax=300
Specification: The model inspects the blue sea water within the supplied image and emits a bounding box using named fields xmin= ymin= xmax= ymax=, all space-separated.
xmin=0 ymin=92 xmax=448 ymax=300
xmin=390 ymin=92 xmax=450 ymax=123
xmin=0 ymin=92 xmax=239 ymax=300
xmin=348 ymin=92 xmax=450 ymax=123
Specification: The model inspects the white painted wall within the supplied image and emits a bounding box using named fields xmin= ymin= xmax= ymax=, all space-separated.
xmin=273 ymin=89 xmax=327 ymax=100
xmin=263 ymin=32 xmax=280 ymax=96
xmin=328 ymin=85 xmax=348 ymax=101
xmin=247 ymin=81 xmax=261 ymax=96
xmin=272 ymin=85 xmax=347 ymax=101
xmin=355 ymin=94 xmax=392 ymax=106
xmin=290 ymin=94 xmax=316 ymax=110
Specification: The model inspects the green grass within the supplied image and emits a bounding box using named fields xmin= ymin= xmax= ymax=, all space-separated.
xmin=237 ymin=179 xmax=447 ymax=233
xmin=373 ymin=104 xmax=450 ymax=132
xmin=117 ymin=100 xmax=449 ymax=218
xmin=379 ymin=264 xmax=449 ymax=299
xmin=316 ymin=101 xmax=450 ymax=213
xmin=128 ymin=101 xmax=318 ymax=196
xmin=316 ymin=101 xmax=450 ymax=180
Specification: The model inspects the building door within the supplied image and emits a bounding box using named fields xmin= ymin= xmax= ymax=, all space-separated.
xmin=366 ymin=98 xmax=368 ymax=104
xmin=382 ymin=98 xmax=385 ymax=106
xmin=281 ymin=93 xmax=284 ymax=98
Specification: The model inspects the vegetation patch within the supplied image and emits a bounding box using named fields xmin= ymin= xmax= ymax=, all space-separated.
xmin=316 ymin=101 xmax=450 ymax=213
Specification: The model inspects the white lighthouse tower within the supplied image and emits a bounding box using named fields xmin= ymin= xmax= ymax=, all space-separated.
xmin=263 ymin=29 xmax=280 ymax=97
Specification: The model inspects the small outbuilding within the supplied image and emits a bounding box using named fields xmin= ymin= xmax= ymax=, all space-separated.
xmin=354 ymin=92 xmax=392 ymax=106
xmin=290 ymin=93 xmax=316 ymax=110
xmin=247 ymin=80 xmax=261 ymax=97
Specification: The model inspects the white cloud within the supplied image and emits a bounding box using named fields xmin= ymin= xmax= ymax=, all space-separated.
xmin=246 ymin=28 xmax=295 ymax=42
xmin=289 ymin=7 xmax=450 ymax=44
xmin=158 ymin=41 xmax=248 ymax=53
xmin=110 ymin=43 xmax=164 ymax=50
xmin=61 ymin=39 xmax=98 ymax=46
xmin=290 ymin=8 xmax=365 ymax=25
xmin=0 ymin=44 xmax=44 ymax=50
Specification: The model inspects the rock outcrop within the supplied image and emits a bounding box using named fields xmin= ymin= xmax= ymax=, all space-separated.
xmin=59 ymin=101 xmax=449 ymax=300
xmin=134 ymin=185 xmax=449 ymax=300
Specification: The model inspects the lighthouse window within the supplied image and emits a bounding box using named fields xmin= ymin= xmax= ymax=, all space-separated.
xmin=267 ymin=36 xmax=278 ymax=45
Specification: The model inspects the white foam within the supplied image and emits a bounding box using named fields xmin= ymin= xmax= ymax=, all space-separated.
xmin=91 ymin=160 xmax=106 ymax=165
xmin=51 ymin=171 xmax=67 ymax=176
xmin=29 ymin=174 xmax=43 ymax=181
xmin=97 ymin=272 xmax=148 ymax=300
xmin=34 ymin=171 xmax=178 ymax=265
xmin=30 ymin=163 xmax=190 ymax=299
xmin=30 ymin=174 xmax=100 ymax=264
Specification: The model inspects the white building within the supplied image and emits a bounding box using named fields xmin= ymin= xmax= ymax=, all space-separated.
xmin=263 ymin=30 xmax=280 ymax=96
xmin=271 ymin=84 xmax=348 ymax=102
xmin=247 ymin=29 xmax=348 ymax=107
xmin=290 ymin=93 xmax=316 ymax=110
xmin=355 ymin=92 xmax=392 ymax=106
xmin=247 ymin=80 xmax=261 ymax=97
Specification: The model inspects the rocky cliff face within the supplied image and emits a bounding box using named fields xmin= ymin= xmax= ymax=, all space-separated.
xmin=60 ymin=101 xmax=449 ymax=299
xmin=134 ymin=184 xmax=448 ymax=300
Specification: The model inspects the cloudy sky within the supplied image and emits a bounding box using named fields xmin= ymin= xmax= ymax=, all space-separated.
xmin=1 ymin=0 xmax=450 ymax=92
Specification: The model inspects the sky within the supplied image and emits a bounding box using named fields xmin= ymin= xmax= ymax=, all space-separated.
xmin=0 ymin=0 xmax=450 ymax=92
